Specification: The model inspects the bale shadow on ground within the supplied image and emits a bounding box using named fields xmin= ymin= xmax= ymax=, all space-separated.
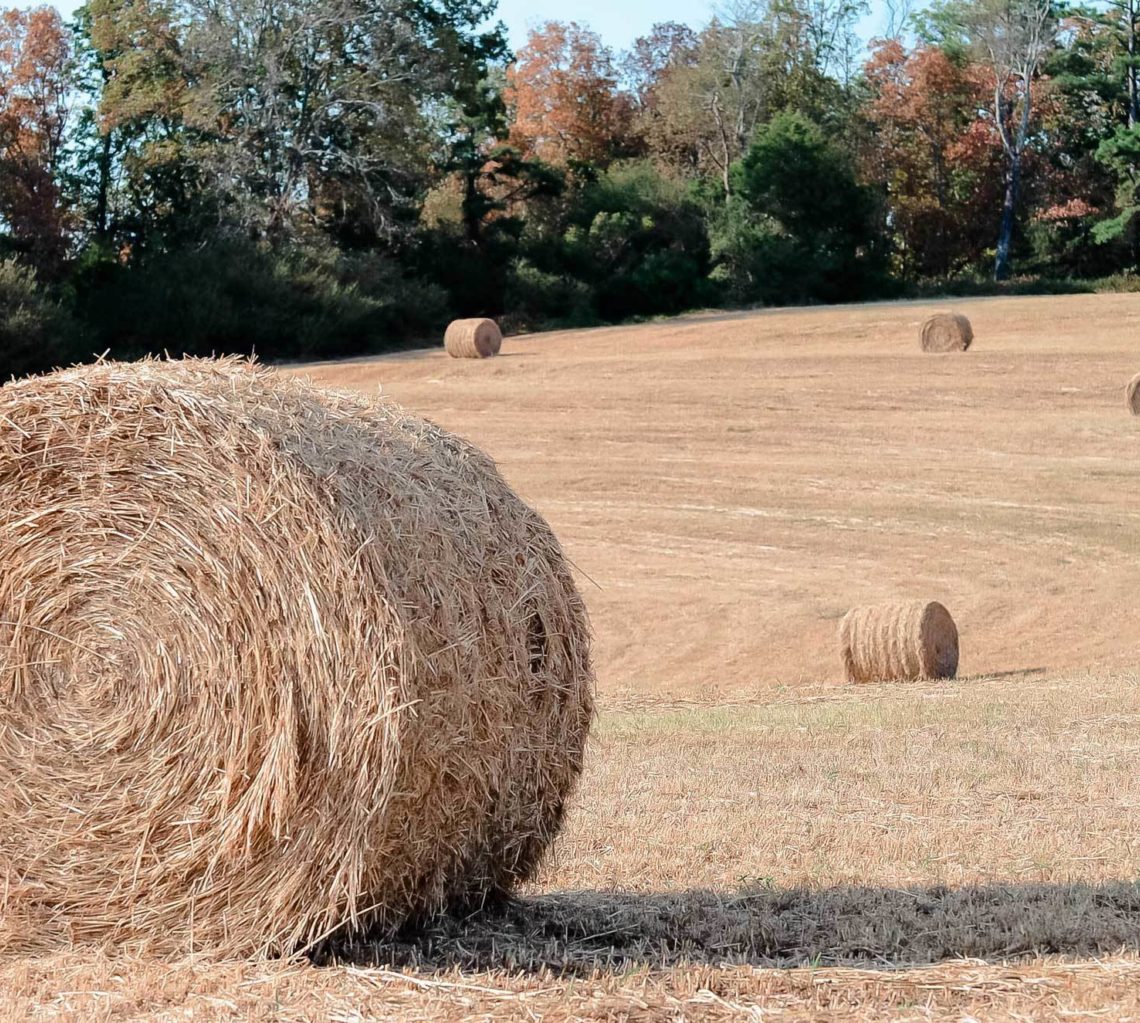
xmin=963 ymin=667 xmax=1048 ymax=683
xmin=322 ymin=881 xmax=1140 ymax=975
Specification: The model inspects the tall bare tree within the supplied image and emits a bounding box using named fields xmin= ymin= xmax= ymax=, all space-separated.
xmin=801 ymin=0 xmax=870 ymax=83
xmin=964 ymin=0 xmax=1054 ymax=279
xmin=884 ymin=0 xmax=915 ymax=39
xmin=706 ymin=0 xmax=773 ymax=196
xmin=1105 ymin=0 xmax=1140 ymax=127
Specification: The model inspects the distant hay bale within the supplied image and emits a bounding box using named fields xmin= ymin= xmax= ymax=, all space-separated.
xmin=0 ymin=357 xmax=593 ymax=957
xmin=445 ymin=318 xmax=502 ymax=358
xmin=920 ymin=313 xmax=973 ymax=353
xmin=1127 ymin=373 xmax=1140 ymax=414
xmin=839 ymin=601 xmax=959 ymax=684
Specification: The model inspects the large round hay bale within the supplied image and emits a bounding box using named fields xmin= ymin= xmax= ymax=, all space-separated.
xmin=445 ymin=318 xmax=502 ymax=358
xmin=0 ymin=358 xmax=593 ymax=956
xmin=920 ymin=313 xmax=973 ymax=353
xmin=838 ymin=600 xmax=959 ymax=684
xmin=1127 ymin=373 xmax=1140 ymax=415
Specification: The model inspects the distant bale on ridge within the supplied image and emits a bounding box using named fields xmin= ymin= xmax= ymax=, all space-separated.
xmin=1127 ymin=373 xmax=1140 ymax=415
xmin=839 ymin=600 xmax=959 ymax=684
xmin=0 ymin=357 xmax=593 ymax=957
xmin=445 ymin=318 xmax=502 ymax=358
xmin=920 ymin=313 xmax=973 ymax=353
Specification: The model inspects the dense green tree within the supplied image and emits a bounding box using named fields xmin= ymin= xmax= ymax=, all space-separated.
xmin=1093 ymin=124 xmax=1140 ymax=243
xmin=715 ymin=111 xmax=886 ymax=302
xmin=504 ymin=160 xmax=712 ymax=325
xmin=81 ymin=0 xmax=208 ymax=245
xmin=0 ymin=257 xmax=83 ymax=378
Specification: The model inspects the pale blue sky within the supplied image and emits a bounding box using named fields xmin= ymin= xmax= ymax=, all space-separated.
xmin=51 ymin=0 xmax=709 ymax=46
xmin=494 ymin=1 xmax=890 ymax=50
xmin=54 ymin=0 xmax=889 ymax=52
xmin=495 ymin=0 xmax=709 ymax=49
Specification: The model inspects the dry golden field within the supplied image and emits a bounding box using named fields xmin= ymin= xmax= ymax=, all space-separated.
xmin=302 ymin=292 xmax=1140 ymax=698
xmin=8 ymin=292 xmax=1140 ymax=1020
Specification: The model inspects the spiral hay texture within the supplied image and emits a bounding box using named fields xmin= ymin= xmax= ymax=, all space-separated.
xmin=1127 ymin=373 xmax=1140 ymax=415
xmin=445 ymin=318 xmax=502 ymax=359
xmin=0 ymin=358 xmax=593 ymax=957
xmin=839 ymin=601 xmax=959 ymax=684
xmin=920 ymin=313 xmax=973 ymax=353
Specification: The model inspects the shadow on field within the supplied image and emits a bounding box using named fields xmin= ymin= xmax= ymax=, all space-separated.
xmin=964 ymin=667 xmax=1048 ymax=683
xmin=325 ymin=881 xmax=1140 ymax=974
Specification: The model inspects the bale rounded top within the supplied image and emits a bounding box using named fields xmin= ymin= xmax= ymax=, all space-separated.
xmin=920 ymin=313 xmax=973 ymax=353
xmin=1127 ymin=373 xmax=1140 ymax=415
xmin=445 ymin=318 xmax=502 ymax=358
xmin=0 ymin=357 xmax=593 ymax=957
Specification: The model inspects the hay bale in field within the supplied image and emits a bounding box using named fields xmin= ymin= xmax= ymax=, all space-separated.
xmin=839 ymin=600 xmax=959 ymax=684
xmin=1127 ymin=373 xmax=1140 ymax=414
xmin=920 ymin=313 xmax=973 ymax=353
xmin=0 ymin=357 xmax=593 ymax=957
xmin=445 ymin=318 xmax=502 ymax=358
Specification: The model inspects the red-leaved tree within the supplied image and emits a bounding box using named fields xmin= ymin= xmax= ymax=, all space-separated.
xmin=863 ymin=39 xmax=1005 ymax=277
xmin=505 ymin=21 xmax=632 ymax=168
xmin=0 ymin=5 xmax=71 ymax=272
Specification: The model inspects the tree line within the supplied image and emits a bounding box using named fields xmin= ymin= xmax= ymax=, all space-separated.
xmin=1 ymin=0 xmax=1139 ymax=376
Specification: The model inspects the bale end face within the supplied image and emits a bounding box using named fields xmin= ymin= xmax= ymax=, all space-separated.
xmin=1127 ymin=374 xmax=1140 ymax=415
xmin=920 ymin=313 xmax=973 ymax=353
xmin=445 ymin=318 xmax=502 ymax=359
xmin=839 ymin=600 xmax=959 ymax=684
xmin=917 ymin=601 xmax=959 ymax=679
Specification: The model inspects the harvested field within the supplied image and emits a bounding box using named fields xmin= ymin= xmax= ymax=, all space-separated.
xmin=7 ymin=293 xmax=1140 ymax=1019
xmin=298 ymin=293 xmax=1140 ymax=703
xmin=8 ymin=672 xmax=1140 ymax=1019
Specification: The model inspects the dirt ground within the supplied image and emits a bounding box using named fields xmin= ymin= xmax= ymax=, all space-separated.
xmin=8 ymin=294 xmax=1140 ymax=1020
xmin=299 ymin=292 xmax=1140 ymax=701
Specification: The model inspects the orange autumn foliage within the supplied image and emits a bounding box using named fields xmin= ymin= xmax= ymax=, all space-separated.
xmin=0 ymin=5 xmax=70 ymax=271
xmin=505 ymin=21 xmax=631 ymax=168
xmin=863 ymin=40 xmax=1004 ymax=276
